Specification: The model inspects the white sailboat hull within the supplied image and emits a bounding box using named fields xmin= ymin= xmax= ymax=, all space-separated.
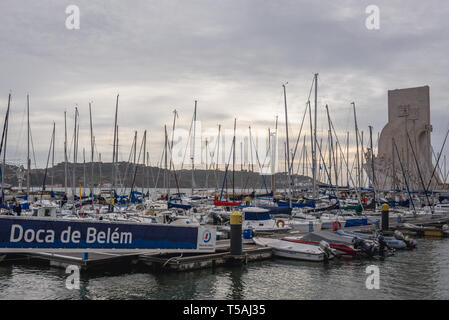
xmin=287 ymin=220 xmax=322 ymax=232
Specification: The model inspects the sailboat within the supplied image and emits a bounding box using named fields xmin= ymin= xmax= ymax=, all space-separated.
xmin=241 ymin=207 xmax=291 ymax=232
xmin=213 ymin=195 xmax=241 ymax=207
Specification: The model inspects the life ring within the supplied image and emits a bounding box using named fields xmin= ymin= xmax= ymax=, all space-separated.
xmin=332 ymin=220 xmax=342 ymax=231
xmin=276 ymin=219 xmax=285 ymax=228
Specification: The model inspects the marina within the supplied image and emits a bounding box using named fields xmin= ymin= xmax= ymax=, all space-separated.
xmin=2 ymin=80 xmax=449 ymax=300
xmin=2 ymin=0 xmax=449 ymax=306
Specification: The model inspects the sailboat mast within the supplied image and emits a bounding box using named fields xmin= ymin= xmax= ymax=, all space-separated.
xmin=143 ymin=130 xmax=146 ymax=196
xmin=312 ymin=73 xmax=318 ymax=199
xmin=83 ymin=148 xmax=86 ymax=196
xmin=325 ymin=105 xmax=333 ymax=187
xmin=352 ymin=102 xmax=361 ymax=204
xmin=164 ymin=125 xmax=169 ymax=198
xmin=97 ymin=152 xmax=101 ymax=188
xmin=1 ymin=94 xmax=11 ymax=201
xmin=361 ymin=130 xmax=364 ymax=188
xmin=445 ymin=155 xmax=447 ymax=184
xmin=27 ymin=94 xmax=30 ymax=200
xmin=72 ymin=107 xmax=78 ymax=197
xmin=64 ymin=111 xmax=68 ymax=195
xmin=133 ymin=131 xmax=137 ymax=165
xmin=283 ymin=84 xmax=292 ymax=208
xmin=112 ymin=95 xmax=119 ymax=191
xmin=215 ymin=124 xmax=221 ymax=191
xmin=232 ymin=118 xmax=236 ymax=200
xmin=191 ymin=101 xmax=197 ymax=195
xmin=239 ymin=140 xmax=242 ymax=192
xmin=51 ymin=122 xmax=55 ymax=188
xmin=272 ymin=115 xmax=278 ymax=197
xmin=346 ymin=131 xmax=349 ymax=188
xmin=206 ymin=139 xmax=209 ymax=191
xmin=369 ymin=125 xmax=376 ymax=204
xmin=89 ymin=102 xmax=94 ymax=196
xmin=169 ymin=110 xmax=180 ymax=195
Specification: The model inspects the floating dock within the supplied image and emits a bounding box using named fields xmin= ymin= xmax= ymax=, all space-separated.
xmin=0 ymin=239 xmax=271 ymax=272
xmin=139 ymin=246 xmax=272 ymax=272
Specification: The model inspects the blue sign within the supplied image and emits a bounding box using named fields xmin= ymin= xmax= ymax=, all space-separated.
xmin=0 ymin=216 xmax=216 ymax=253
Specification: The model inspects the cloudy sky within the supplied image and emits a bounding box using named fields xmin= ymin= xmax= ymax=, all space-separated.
xmin=1 ymin=0 xmax=448 ymax=177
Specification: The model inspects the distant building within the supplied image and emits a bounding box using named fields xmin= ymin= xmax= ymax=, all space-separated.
xmin=365 ymin=85 xmax=442 ymax=191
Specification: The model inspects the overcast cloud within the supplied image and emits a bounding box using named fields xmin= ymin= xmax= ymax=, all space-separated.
xmin=0 ymin=1 xmax=448 ymax=172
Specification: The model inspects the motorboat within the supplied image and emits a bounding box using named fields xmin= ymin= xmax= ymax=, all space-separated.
xmin=242 ymin=207 xmax=291 ymax=233
xmin=335 ymin=229 xmax=410 ymax=249
xmin=320 ymin=213 xmax=368 ymax=229
xmin=253 ymin=237 xmax=336 ymax=262
xmin=283 ymin=231 xmax=360 ymax=256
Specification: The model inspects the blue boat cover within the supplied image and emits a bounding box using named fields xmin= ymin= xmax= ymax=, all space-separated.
xmin=168 ymin=201 xmax=192 ymax=210
xmin=244 ymin=211 xmax=271 ymax=221
xmin=277 ymin=200 xmax=315 ymax=208
xmin=344 ymin=218 xmax=368 ymax=227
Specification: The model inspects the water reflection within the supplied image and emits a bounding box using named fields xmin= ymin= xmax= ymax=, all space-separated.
xmin=1 ymin=238 xmax=449 ymax=299
xmin=226 ymin=266 xmax=246 ymax=300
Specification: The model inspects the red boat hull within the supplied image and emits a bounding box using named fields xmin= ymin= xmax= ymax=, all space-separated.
xmin=282 ymin=237 xmax=359 ymax=256
xmin=214 ymin=196 xmax=241 ymax=207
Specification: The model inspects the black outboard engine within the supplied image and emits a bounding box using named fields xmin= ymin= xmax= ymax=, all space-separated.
xmin=352 ymin=237 xmax=376 ymax=258
xmin=375 ymin=232 xmax=387 ymax=257
xmin=210 ymin=211 xmax=222 ymax=225
xmin=374 ymin=230 xmax=395 ymax=257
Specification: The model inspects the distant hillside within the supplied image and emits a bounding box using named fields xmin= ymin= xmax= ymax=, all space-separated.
xmin=1 ymin=162 xmax=313 ymax=189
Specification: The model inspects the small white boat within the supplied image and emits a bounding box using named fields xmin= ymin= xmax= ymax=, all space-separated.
xmin=252 ymin=237 xmax=335 ymax=262
xmin=286 ymin=219 xmax=322 ymax=232
xmin=169 ymin=215 xmax=200 ymax=226
xmin=434 ymin=204 xmax=449 ymax=214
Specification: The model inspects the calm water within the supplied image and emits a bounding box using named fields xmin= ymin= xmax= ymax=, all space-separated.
xmin=1 ymin=237 xmax=449 ymax=300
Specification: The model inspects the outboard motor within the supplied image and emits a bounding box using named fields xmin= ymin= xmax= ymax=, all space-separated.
xmin=375 ymin=230 xmax=396 ymax=257
xmin=375 ymin=232 xmax=386 ymax=257
xmin=352 ymin=237 xmax=376 ymax=258
xmin=319 ymin=240 xmax=333 ymax=262
xmin=210 ymin=211 xmax=219 ymax=225
xmin=319 ymin=240 xmax=335 ymax=258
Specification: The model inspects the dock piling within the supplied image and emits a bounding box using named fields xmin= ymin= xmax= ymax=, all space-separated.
xmin=381 ymin=203 xmax=390 ymax=231
xmin=230 ymin=212 xmax=243 ymax=256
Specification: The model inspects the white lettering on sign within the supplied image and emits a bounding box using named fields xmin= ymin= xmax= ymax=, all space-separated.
xmin=8 ymin=224 xmax=132 ymax=245
xmin=86 ymin=227 xmax=132 ymax=244
xmin=10 ymin=224 xmax=55 ymax=243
